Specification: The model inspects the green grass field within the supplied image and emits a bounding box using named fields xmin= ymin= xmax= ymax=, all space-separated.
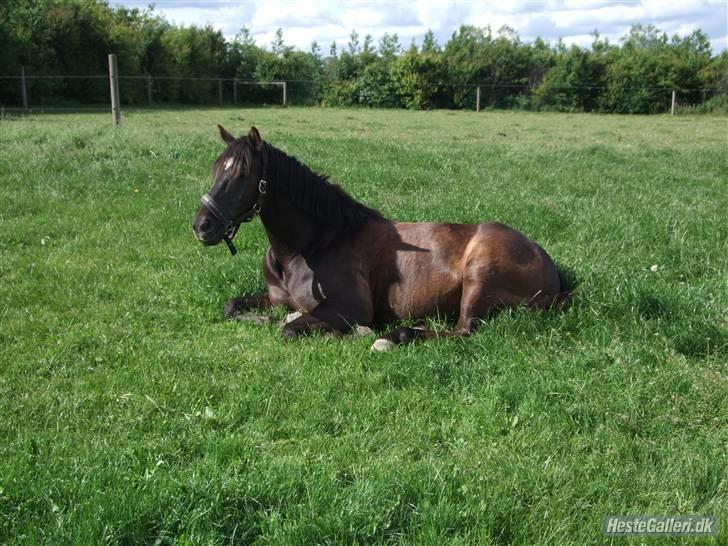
xmin=0 ymin=107 xmax=726 ymax=545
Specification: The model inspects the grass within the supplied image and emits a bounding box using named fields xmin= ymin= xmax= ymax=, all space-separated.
xmin=0 ymin=107 xmax=726 ymax=545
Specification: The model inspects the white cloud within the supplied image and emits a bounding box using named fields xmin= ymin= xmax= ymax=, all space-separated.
xmin=110 ymin=0 xmax=728 ymax=53
xmin=251 ymin=0 xmax=335 ymax=29
xmin=340 ymin=7 xmax=386 ymax=29
xmin=414 ymin=2 xmax=457 ymax=32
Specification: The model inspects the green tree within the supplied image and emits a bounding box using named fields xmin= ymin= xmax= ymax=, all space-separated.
xmin=392 ymin=43 xmax=450 ymax=109
xmin=227 ymin=27 xmax=262 ymax=80
xmin=421 ymin=30 xmax=439 ymax=54
xmin=0 ymin=4 xmax=724 ymax=114
xmin=162 ymin=25 xmax=226 ymax=103
xmin=357 ymin=62 xmax=399 ymax=107
xmin=254 ymin=30 xmax=320 ymax=105
xmin=533 ymin=44 xmax=604 ymax=112
xmin=378 ymin=33 xmax=401 ymax=62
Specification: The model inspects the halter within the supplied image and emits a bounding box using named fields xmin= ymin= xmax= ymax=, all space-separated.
xmin=200 ymin=144 xmax=269 ymax=256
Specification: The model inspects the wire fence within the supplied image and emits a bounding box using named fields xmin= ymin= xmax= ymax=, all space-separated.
xmin=0 ymin=68 xmax=725 ymax=116
xmin=0 ymin=74 xmax=288 ymax=110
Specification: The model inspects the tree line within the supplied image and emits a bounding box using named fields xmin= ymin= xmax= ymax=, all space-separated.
xmin=1 ymin=0 xmax=726 ymax=113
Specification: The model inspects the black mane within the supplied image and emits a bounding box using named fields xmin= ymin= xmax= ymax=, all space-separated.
xmin=266 ymin=143 xmax=384 ymax=231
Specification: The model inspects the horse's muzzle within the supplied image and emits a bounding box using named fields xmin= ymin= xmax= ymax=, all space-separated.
xmin=192 ymin=217 xmax=225 ymax=246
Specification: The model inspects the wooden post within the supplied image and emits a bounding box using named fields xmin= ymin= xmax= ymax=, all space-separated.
xmin=671 ymin=90 xmax=676 ymax=116
xmin=20 ymin=66 xmax=28 ymax=111
xmin=146 ymin=74 xmax=152 ymax=106
xmin=282 ymin=81 xmax=287 ymax=107
xmin=233 ymin=79 xmax=237 ymax=104
xmin=218 ymin=79 xmax=222 ymax=106
xmin=108 ymin=54 xmax=121 ymax=126
xmin=476 ymin=85 xmax=481 ymax=112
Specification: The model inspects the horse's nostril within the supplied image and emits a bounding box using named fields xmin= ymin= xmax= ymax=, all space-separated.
xmin=200 ymin=218 xmax=211 ymax=231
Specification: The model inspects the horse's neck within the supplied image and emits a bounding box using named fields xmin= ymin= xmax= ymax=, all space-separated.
xmin=259 ymin=187 xmax=319 ymax=262
xmin=259 ymin=145 xmax=351 ymax=262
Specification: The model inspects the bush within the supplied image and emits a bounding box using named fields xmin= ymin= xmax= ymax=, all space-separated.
xmin=679 ymin=93 xmax=728 ymax=114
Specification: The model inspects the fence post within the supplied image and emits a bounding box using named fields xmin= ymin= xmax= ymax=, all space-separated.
xmin=233 ymin=79 xmax=237 ymax=104
xmin=108 ymin=54 xmax=121 ymax=126
xmin=476 ymin=85 xmax=481 ymax=112
xmin=146 ymin=74 xmax=152 ymax=106
xmin=218 ymin=79 xmax=222 ymax=106
xmin=20 ymin=66 xmax=28 ymax=112
xmin=671 ymin=90 xmax=676 ymax=116
xmin=282 ymin=81 xmax=287 ymax=107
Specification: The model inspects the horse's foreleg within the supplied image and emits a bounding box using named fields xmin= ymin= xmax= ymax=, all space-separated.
xmin=281 ymin=303 xmax=365 ymax=339
xmin=225 ymin=248 xmax=292 ymax=321
xmin=224 ymin=293 xmax=274 ymax=321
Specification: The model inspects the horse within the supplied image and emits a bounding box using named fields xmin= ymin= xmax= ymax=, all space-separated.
xmin=193 ymin=126 xmax=570 ymax=351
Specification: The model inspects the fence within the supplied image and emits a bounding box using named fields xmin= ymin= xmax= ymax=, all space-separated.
xmin=0 ymin=73 xmax=288 ymax=109
xmin=0 ymin=55 xmax=290 ymax=120
xmin=1 ymin=55 xmax=724 ymax=124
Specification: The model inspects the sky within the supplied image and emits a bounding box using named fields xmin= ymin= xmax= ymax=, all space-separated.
xmin=109 ymin=0 xmax=728 ymax=54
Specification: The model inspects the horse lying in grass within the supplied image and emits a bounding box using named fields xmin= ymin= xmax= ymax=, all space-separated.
xmin=193 ymin=126 xmax=570 ymax=351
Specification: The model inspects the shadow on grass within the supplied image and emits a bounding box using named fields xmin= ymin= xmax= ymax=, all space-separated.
xmin=556 ymin=262 xmax=579 ymax=294
xmin=634 ymin=287 xmax=726 ymax=359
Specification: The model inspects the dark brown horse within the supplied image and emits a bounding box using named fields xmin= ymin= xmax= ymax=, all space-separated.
xmin=193 ymin=126 xmax=569 ymax=351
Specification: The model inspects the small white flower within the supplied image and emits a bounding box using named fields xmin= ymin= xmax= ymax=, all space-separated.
xmin=650 ymin=264 xmax=659 ymax=272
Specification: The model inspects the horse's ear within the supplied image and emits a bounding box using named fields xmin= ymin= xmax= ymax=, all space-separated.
xmin=248 ymin=126 xmax=263 ymax=151
xmin=217 ymin=124 xmax=236 ymax=144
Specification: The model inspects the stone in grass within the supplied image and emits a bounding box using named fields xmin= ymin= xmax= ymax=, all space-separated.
xmin=354 ymin=325 xmax=374 ymax=337
xmin=371 ymin=338 xmax=396 ymax=352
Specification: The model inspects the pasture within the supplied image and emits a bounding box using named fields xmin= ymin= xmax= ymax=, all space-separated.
xmin=0 ymin=107 xmax=726 ymax=544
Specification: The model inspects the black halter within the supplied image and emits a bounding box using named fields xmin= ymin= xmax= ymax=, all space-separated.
xmin=200 ymin=144 xmax=269 ymax=256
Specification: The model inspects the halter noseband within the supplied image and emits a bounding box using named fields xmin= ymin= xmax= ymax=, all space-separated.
xmin=200 ymin=144 xmax=269 ymax=256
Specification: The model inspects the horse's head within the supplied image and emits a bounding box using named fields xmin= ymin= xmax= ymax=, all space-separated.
xmin=192 ymin=125 xmax=267 ymax=254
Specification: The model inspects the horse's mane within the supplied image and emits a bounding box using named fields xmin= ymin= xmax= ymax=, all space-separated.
xmin=265 ymin=143 xmax=384 ymax=231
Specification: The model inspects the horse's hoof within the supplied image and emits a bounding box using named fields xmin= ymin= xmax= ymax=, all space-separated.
xmin=371 ymin=338 xmax=396 ymax=352
xmin=223 ymin=297 xmax=248 ymax=320
xmin=285 ymin=311 xmax=303 ymax=324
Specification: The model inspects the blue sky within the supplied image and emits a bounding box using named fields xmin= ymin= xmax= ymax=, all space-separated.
xmin=109 ymin=0 xmax=728 ymax=54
